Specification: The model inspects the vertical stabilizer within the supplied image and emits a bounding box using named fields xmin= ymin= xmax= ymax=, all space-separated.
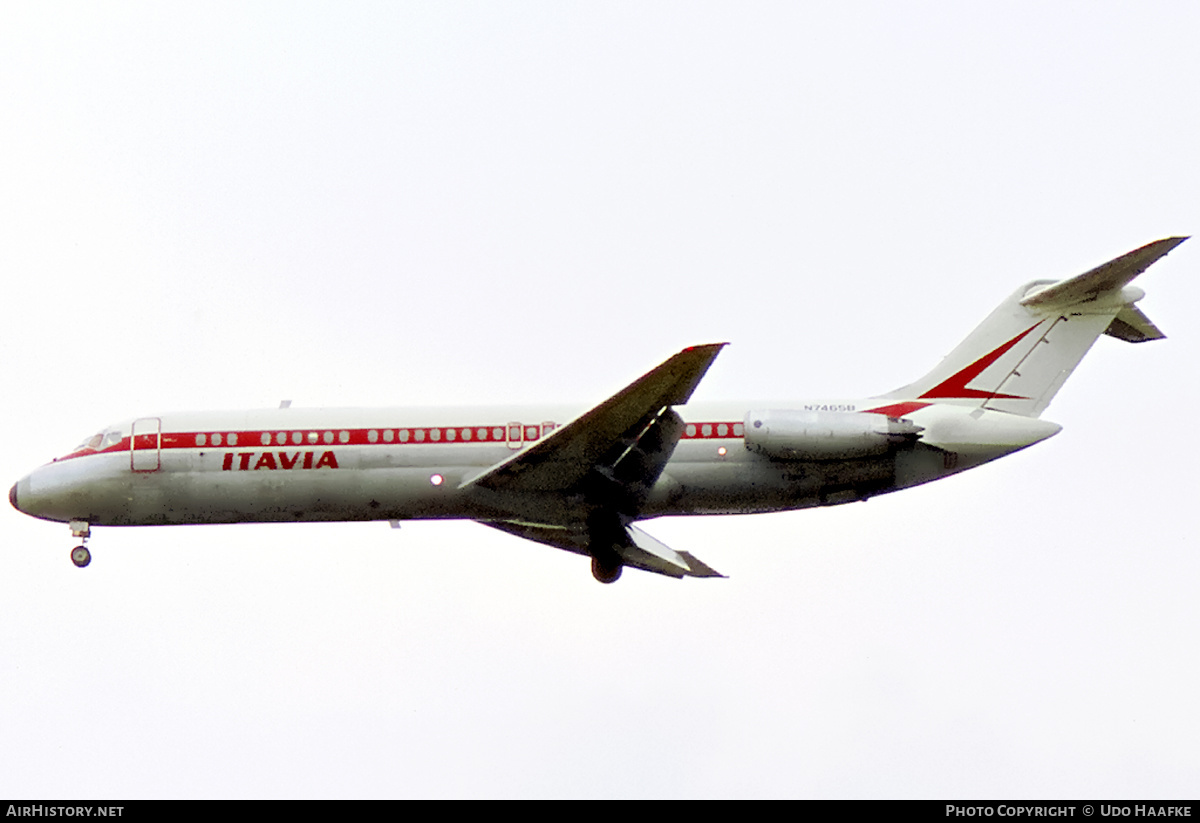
xmin=881 ymin=238 xmax=1186 ymax=417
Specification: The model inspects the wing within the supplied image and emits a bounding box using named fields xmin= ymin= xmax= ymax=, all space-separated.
xmin=460 ymin=343 xmax=726 ymax=494
xmin=482 ymin=520 xmax=725 ymax=579
xmin=463 ymin=343 xmax=728 ymax=580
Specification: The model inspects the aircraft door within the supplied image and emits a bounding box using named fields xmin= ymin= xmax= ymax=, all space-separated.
xmin=131 ymin=417 xmax=161 ymax=472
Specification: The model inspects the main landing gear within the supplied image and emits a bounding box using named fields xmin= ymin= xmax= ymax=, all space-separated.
xmin=590 ymin=549 xmax=623 ymax=584
xmin=69 ymin=520 xmax=91 ymax=568
xmin=587 ymin=515 xmax=626 ymax=584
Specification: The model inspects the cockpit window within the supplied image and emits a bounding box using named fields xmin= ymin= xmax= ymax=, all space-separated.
xmin=75 ymin=433 xmax=104 ymax=451
xmin=73 ymin=429 xmax=122 ymax=452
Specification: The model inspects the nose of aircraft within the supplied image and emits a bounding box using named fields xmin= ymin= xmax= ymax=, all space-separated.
xmin=11 ymin=462 xmax=105 ymax=524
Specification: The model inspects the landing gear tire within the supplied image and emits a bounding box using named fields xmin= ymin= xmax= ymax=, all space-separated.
xmin=71 ymin=545 xmax=91 ymax=568
xmin=591 ymin=554 xmax=623 ymax=584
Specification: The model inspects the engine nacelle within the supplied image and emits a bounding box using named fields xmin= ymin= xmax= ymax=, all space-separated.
xmin=743 ymin=410 xmax=923 ymax=460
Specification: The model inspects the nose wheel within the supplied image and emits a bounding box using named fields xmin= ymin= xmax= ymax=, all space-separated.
xmin=69 ymin=520 xmax=91 ymax=569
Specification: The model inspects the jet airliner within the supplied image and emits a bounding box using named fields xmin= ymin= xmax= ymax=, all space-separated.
xmin=10 ymin=238 xmax=1186 ymax=582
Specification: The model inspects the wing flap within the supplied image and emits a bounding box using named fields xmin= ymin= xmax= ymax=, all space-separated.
xmin=624 ymin=524 xmax=725 ymax=578
xmin=479 ymin=520 xmax=724 ymax=579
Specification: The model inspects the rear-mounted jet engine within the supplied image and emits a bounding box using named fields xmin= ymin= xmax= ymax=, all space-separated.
xmin=743 ymin=410 xmax=923 ymax=460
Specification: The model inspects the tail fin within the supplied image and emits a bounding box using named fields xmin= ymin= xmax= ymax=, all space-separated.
xmin=882 ymin=237 xmax=1187 ymax=418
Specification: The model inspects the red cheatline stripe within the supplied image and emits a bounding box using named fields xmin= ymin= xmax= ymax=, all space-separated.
xmin=861 ymin=401 xmax=932 ymax=417
xmin=683 ymin=422 xmax=744 ymax=439
xmin=55 ymin=420 xmax=746 ymax=461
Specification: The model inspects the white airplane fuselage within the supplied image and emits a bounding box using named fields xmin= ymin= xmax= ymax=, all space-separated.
xmin=9 ymin=237 xmax=1186 ymax=580
xmin=12 ymin=400 xmax=1058 ymax=527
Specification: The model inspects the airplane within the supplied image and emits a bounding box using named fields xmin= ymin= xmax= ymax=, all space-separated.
xmin=9 ymin=237 xmax=1186 ymax=583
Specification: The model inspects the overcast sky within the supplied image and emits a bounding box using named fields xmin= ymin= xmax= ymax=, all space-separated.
xmin=2 ymin=2 xmax=1198 ymax=798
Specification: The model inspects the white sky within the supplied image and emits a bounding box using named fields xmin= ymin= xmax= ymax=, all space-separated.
xmin=2 ymin=1 xmax=1198 ymax=799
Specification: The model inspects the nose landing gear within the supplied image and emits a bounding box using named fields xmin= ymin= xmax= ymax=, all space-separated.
xmin=69 ymin=520 xmax=91 ymax=568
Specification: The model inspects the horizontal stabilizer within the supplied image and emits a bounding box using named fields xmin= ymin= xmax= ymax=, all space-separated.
xmin=1020 ymin=236 xmax=1187 ymax=308
xmin=1104 ymin=304 xmax=1166 ymax=343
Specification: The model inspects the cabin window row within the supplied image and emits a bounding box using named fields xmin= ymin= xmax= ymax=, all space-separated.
xmin=192 ymin=424 xmax=559 ymax=448
xmin=684 ymin=423 xmax=743 ymax=438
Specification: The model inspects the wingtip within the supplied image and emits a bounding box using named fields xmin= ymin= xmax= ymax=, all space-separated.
xmin=1147 ymin=236 xmax=1189 ymax=254
xmin=1142 ymin=236 xmax=1189 ymax=261
xmin=676 ymin=342 xmax=730 ymax=367
xmin=683 ymin=342 xmax=729 ymax=371
xmin=677 ymin=550 xmax=726 ymax=578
